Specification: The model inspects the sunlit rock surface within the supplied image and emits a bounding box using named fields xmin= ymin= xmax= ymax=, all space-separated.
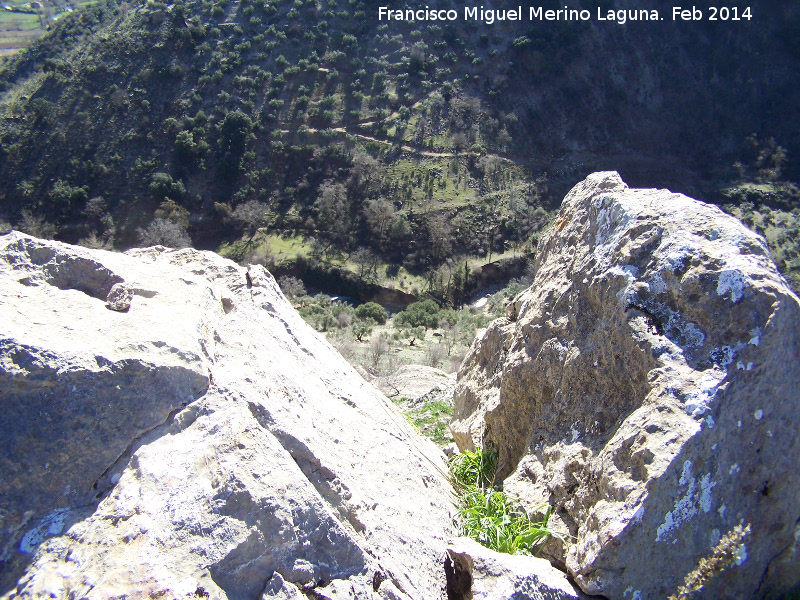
xmin=0 ymin=232 xmax=454 ymax=599
xmin=452 ymin=172 xmax=800 ymax=599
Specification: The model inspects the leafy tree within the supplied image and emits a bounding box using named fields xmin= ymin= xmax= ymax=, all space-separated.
xmin=354 ymin=301 xmax=387 ymax=325
xmin=352 ymin=320 xmax=372 ymax=342
xmin=401 ymin=325 xmax=426 ymax=346
xmin=395 ymin=299 xmax=440 ymax=330
xmin=217 ymin=110 xmax=252 ymax=154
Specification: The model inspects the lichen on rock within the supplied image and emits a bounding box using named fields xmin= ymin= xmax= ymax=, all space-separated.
xmin=452 ymin=172 xmax=800 ymax=599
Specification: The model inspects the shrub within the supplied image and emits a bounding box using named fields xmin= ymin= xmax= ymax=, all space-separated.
xmin=354 ymin=301 xmax=387 ymax=325
xmin=49 ymin=179 xmax=89 ymax=207
xmin=150 ymin=172 xmax=186 ymax=201
xmin=395 ymin=299 xmax=440 ymax=329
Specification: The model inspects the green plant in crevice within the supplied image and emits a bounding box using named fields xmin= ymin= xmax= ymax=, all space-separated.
xmin=460 ymin=488 xmax=555 ymax=555
xmin=449 ymin=447 xmax=498 ymax=491
xmin=449 ymin=448 xmax=562 ymax=556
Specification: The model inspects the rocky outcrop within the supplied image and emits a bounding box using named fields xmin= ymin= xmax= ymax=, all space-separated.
xmin=452 ymin=173 xmax=800 ymax=599
xmin=0 ymin=232 xmax=454 ymax=599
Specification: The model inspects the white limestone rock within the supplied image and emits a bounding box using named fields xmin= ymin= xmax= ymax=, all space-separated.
xmin=452 ymin=172 xmax=800 ymax=599
xmin=444 ymin=537 xmax=586 ymax=600
xmin=0 ymin=232 xmax=454 ymax=599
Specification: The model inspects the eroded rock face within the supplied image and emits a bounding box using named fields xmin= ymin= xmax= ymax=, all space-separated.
xmin=452 ymin=173 xmax=800 ymax=599
xmin=0 ymin=232 xmax=454 ymax=599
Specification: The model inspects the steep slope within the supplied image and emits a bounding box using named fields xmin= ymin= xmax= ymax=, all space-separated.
xmin=0 ymin=231 xmax=454 ymax=599
xmin=453 ymin=172 xmax=800 ymax=599
xmin=0 ymin=0 xmax=797 ymax=273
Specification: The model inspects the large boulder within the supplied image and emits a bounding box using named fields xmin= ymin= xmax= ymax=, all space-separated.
xmin=0 ymin=232 xmax=454 ymax=599
xmin=452 ymin=172 xmax=800 ymax=599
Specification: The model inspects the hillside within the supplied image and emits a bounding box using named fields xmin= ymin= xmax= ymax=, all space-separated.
xmin=0 ymin=0 xmax=799 ymax=291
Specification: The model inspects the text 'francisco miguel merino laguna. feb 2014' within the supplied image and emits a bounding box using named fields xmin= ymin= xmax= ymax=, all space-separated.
xmin=377 ymin=6 xmax=752 ymax=24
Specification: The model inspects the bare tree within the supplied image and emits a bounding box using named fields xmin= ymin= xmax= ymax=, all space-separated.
xmin=351 ymin=247 xmax=379 ymax=281
xmin=17 ymin=210 xmax=56 ymax=239
xmin=137 ymin=218 xmax=191 ymax=248
xmin=365 ymin=200 xmax=398 ymax=250
xmin=369 ymin=333 xmax=390 ymax=368
xmin=315 ymin=181 xmax=352 ymax=249
xmin=232 ymin=199 xmax=272 ymax=241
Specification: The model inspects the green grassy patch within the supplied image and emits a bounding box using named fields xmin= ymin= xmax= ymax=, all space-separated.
xmin=449 ymin=448 xmax=561 ymax=556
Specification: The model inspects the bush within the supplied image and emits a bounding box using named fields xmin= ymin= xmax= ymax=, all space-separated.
xmin=395 ymin=299 xmax=440 ymax=329
xmin=50 ymin=179 xmax=89 ymax=208
xmin=354 ymin=301 xmax=387 ymax=325
xmin=150 ymin=172 xmax=186 ymax=201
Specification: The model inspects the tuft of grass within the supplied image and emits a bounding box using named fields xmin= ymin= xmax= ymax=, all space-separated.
xmin=449 ymin=447 xmax=498 ymax=491
xmin=460 ymin=488 xmax=555 ymax=555
xmin=449 ymin=448 xmax=562 ymax=556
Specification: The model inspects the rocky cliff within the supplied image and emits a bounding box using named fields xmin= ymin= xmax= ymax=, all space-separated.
xmin=0 ymin=232 xmax=455 ymax=599
xmin=452 ymin=172 xmax=800 ymax=599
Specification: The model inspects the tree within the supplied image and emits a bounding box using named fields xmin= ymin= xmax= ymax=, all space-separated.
xmin=217 ymin=110 xmax=253 ymax=154
xmin=347 ymin=150 xmax=385 ymax=199
xmin=315 ymin=181 xmax=352 ymax=249
xmin=355 ymin=301 xmax=388 ymax=325
xmin=278 ymin=275 xmax=306 ymax=299
xmin=137 ymin=218 xmax=191 ymax=248
xmin=401 ymin=325 xmax=425 ymax=346
xmin=395 ymin=300 xmax=440 ymax=330
xmin=352 ymin=320 xmax=373 ymax=342
xmin=426 ymin=213 xmax=453 ymax=265
xmin=365 ymin=200 xmax=398 ymax=250
xmin=17 ymin=210 xmax=56 ymax=239
xmin=352 ymin=247 xmax=379 ymax=281
xmin=232 ymin=199 xmax=272 ymax=240
xmin=369 ymin=333 xmax=389 ymax=366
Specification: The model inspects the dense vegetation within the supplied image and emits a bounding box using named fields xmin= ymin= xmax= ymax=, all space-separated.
xmin=279 ymin=273 xmax=521 ymax=373
xmin=0 ymin=0 xmax=798 ymax=295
